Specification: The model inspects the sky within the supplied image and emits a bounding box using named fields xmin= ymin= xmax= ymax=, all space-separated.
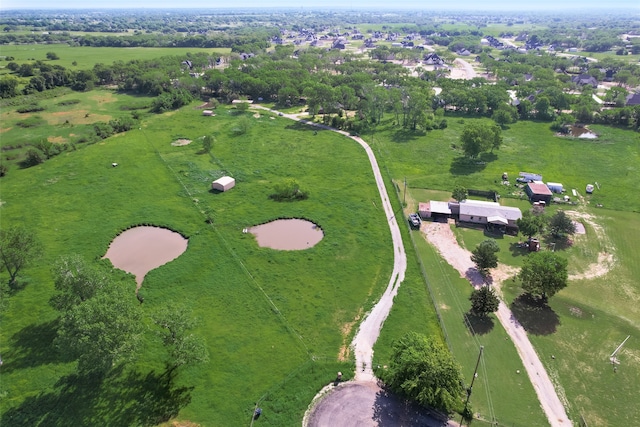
xmin=1 ymin=0 xmax=639 ymax=10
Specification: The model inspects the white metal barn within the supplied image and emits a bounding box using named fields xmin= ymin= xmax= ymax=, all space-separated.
xmin=212 ymin=176 xmax=235 ymax=192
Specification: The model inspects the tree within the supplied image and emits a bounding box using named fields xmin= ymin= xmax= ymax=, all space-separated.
xmin=517 ymin=210 xmax=547 ymax=239
xmin=520 ymin=251 xmax=568 ymax=301
xmin=49 ymin=255 xmax=108 ymax=312
xmin=469 ymin=286 xmax=500 ymax=316
xmin=471 ymin=239 xmax=500 ymax=277
xmin=548 ymin=210 xmax=576 ymax=240
xmin=491 ymin=106 xmax=516 ymax=127
xmin=535 ymin=96 xmax=553 ymax=121
xmin=202 ymin=135 xmax=214 ymax=154
xmin=46 ymin=51 xmax=59 ymax=60
xmin=381 ymin=332 xmax=465 ymax=414
xmin=54 ymin=283 xmax=143 ymax=375
xmin=153 ymin=305 xmax=209 ymax=376
xmin=235 ymin=101 xmax=249 ymax=113
xmin=451 ymin=186 xmax=468 ymax=202
xmin=0 ymin=76 xmax=19 ymax=98
xmin=460 ymin=122 xmax=502 ymax=158
xmin=0 ymin=226 xmax=42 ymax=287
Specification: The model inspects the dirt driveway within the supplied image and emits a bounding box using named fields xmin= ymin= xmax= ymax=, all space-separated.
xmin=305 ymin=381 xmax=455 ymax=427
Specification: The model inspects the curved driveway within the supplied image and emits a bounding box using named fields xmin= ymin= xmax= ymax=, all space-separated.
xmin=252 ymin=106 xmax=569 ymax=427
xmin=253 ymin=106 xmax=407 ymax=381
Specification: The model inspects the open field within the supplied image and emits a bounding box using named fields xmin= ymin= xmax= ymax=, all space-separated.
xmin=0 ymin=89 xmax=155 ymax=166
xmin=0 ymin=45 xmax=230 ymax=70
xmin=0 ymin=102 xmax=396 ymax=425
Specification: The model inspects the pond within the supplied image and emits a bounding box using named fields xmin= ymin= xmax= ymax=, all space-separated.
xmin=103 ymin=226 xmax=188 ymax=289
xmin=249 ymin=219 xmax=323 ymax=250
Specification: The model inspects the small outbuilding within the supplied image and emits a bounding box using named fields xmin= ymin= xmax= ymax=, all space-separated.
xmin=525 ymin=182 xmax=553 ymax=204
xmin=547 ymin=182 xmax=564 ymax=194
xmin=419 ymin=201 xmax=451 ymax=219
xmin=212 ymin=176 xmax=235 ymax=192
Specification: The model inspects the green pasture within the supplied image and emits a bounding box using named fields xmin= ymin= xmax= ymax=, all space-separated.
xmin=0 ymin=103 xmax=394 ymax=425
xmin=366 ymin=117 xmax=640 ymax=213
xmin=0 ymin=44 xmax=230 ymax=70
xmin=500 ymin=207 xmax=640 ymax=426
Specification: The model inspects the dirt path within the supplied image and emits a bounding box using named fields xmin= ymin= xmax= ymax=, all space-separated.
xmin=452 ymin=58 xmax=477 ymax=80
xmin=423 ymin=221 xmax=571 ymax=427
xmin=252 ymin=105 xmax=407 ymax=381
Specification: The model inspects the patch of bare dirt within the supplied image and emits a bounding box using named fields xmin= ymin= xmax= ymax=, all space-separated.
xmin=89 ymin=93 xmax=116 ymax=103
xmin=48 ymin=136 xmax=68 ymax=144
xmin=0 ymin=127 xmax=12 ymax=133
xmin=569 ymin=252 xmax=615 ymax=281
xmin=171 ymin=139 xmax=192 ymax=146
xmin=338 ymin=308 xmax=363 ymax=361
xmin=565 ymin=210 xmax=616 ymax=280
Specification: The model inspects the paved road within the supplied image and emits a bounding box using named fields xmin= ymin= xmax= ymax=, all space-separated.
xmin=305 ymin=381 xmax=455 ymax=427
xmin=253 ymin=105 xmax=407 ymax=381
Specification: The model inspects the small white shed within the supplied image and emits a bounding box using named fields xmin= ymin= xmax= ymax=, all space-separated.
xmin=202 ymin=110 xmax=214 ymax=116
xmin=212 ymin=176 xmax=235 ymax=192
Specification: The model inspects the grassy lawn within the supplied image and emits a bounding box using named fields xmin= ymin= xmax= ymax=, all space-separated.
xmin=367 ymin=117 xmax=640 ymax=213
xmin=367 ymin=114 xmax=640 ymax=426
xmin=0 ymin=45 xmax=230 ymax=70
xmin=0 ymin=102 xmax=394 ymax=425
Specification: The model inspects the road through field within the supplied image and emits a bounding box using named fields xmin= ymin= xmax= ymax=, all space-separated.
xmin=423 ymin=221 xmax=572 ymax=427
xmin=253 ymin=105 xmax=407 ymax=381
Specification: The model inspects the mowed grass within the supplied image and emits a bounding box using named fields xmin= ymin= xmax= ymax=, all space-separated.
xmin=369 ymin=115 xmax=640 ymax=426
xmin=0 ymin=102 xmax=393 ymax=425
xmin=0 ymin=44 xmax=230 ymax=70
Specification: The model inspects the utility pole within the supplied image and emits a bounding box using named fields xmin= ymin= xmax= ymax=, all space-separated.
xmin=461 ymin=345 xmax=484 ymax=426
xmin=403 ymin=177 xmax=407 ymax=206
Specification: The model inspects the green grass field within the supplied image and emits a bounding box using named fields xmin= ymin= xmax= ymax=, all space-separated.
xmin=2 ymin=84 xmax=639 ymax=426
xmin=372 ymin=118 xmax=640 ymax=426
xmin=0 ymin=44 xmax=230 ymax=70
xmin=0 ymin=102 xmax=398 ymax=425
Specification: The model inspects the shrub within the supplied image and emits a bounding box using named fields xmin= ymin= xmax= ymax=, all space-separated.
xmin=269 ymin=178 xmax=309 ymax=202
xmin=23 ymin=148 xmax=45 ymax=167
xmin=57 ymin=99 xmax=81 ymax=106
xmin=16 ymin=116 xmax=46 ymax=128
xmin=16 ymin=104 xmax=45 ymax=113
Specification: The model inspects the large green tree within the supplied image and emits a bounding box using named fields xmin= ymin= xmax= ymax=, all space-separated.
xmin=0 ymin=226 xmax=42 ymax=287
xmin=520 ymin=251 xmax=568 ymax=301
xmin=49 ymin=255 xmax=108 ymax=312
xmin=153 ymin=305 xmax=209 ymax=376
xmin=382 ymin=332 xmax=465 ymax=414
xmin=471 ymin=239 xmax=500 ymax=278
xmin=469 ymin=286 xmax=500 ymax=316
xmin=54 ymin=283 xmax=143 ymax=375
xmin=460 ymin=122 xmax=502 ymax=158
xmin=517 ymin=210 xmax=547 ymax=239
xmin=549 ymin=210 xmax=576 ymax=240
xmin=451 ymin=186 xmax=468 ymax=202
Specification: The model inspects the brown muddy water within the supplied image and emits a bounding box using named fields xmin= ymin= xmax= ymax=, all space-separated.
xmin=249 ymin=219 xmax=323 ymax=250
xmin=103 ymin=226 xmax=188 ymax=288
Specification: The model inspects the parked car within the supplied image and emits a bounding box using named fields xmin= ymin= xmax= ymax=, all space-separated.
xmin=408 ymin=213 xmax=421 ymax=228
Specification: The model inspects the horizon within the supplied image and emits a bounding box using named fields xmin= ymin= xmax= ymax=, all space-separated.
xmin=2 ymin=1 xmax=640 ymax=11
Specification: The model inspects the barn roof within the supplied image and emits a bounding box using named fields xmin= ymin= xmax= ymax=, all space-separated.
xmin=526 ymin=182 xmax=553 ymax=196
